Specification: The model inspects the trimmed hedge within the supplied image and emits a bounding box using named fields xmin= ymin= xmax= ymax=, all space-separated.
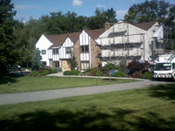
xmin=70 ymin=70 xmax=80 ymax=75
xmin=63 ymin=71 xmax=71 ymax=75
xmin=63 ymin=70 xmax=80 ymax=75
xmin=30 ymin=70 xmax=50 ymax=76
xmin=112 ymin=71 xmax=127 ymax=77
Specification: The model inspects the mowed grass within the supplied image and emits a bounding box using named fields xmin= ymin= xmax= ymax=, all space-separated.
xmin=0 ymin=76 xmax=137 ymax=93
xmin=0 ymin=84 xmax=175 ymax=130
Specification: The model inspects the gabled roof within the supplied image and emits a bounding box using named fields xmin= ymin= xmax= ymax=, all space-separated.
xmin=85 ymin=28 xmax=105 ymax=40
xmin=134 ymin=21 xmax=157 ymax=30
xmin=45 ymin=32 xmax=80 ymax=48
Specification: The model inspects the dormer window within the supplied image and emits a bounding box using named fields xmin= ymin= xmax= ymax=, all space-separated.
xmin=41 ymin=50 xmax=46 ymax=55
xmin=66 ymin=47 xmax=72 ymax=54
xmin=53 ymin=48 xmax=59 ymax=55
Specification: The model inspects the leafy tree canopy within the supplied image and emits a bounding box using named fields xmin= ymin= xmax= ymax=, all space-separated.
xmin=124 ymin=0 xmax=171 ymax=24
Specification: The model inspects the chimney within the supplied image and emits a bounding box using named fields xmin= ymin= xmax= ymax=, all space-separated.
xmin=105 ymin=22 xmax=111 ymax=31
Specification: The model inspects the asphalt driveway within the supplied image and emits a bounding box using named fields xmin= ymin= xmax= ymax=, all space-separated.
xmin=0 ymin=79 xmax=172 ymax=105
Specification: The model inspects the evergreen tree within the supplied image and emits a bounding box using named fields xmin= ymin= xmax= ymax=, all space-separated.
xmin=0 ymin=0 xmax=17 ymax=76
xmin=32 ymin=48 xmax=42 ymax=71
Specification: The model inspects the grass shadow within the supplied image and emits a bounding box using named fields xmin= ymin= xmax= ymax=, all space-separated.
xmin=149 ymin=84 xmax=175 ymax=100
xmin=0 ymin=77 xmax=18 ymax=85
xmin=0 ymin=107 xmax=175 ymax=131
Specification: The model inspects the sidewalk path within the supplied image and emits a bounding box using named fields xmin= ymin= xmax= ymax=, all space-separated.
xmin=0 ymin=80 xmax=172 ymax=105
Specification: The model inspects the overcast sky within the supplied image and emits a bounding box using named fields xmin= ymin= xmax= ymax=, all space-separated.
xmin=12 ymin=0 xmax=175 ymax=22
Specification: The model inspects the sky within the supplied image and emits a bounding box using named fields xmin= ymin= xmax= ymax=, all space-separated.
xmin=12 ymin=0 xmax=175 ymax=22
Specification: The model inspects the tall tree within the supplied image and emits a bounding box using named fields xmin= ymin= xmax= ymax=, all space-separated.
xmin=165 ymin=4 xmax=175 ymax=26
xmin=165 ymin=4 xmax=175 ymax=50
xmin=87 ymin=8 xmax=106 ymax=29
xmin=105 ymin=8 xmax=117 ymax=23
xmin=0 ymin=0 xmax=17 ymax=76
xmin=124 ymin=0 xmax=171 ymax=24
xmin=32 ymin=48 xmax=42 ymax=71
xmin=14 ymin=18 xmax=42 ymax=68
xmin=87 ymin=8 xmax=117 ymax=29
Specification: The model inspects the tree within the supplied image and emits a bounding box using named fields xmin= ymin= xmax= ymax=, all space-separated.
xmin=124 ymin=0 xmax=171 ymax=24
xmin=0 ymin=0 xmax=17 ymax=76
xmin=67 ymin=53 xmax=78 ymax=70
xmin=87 ymin=8 xmax=106 ymax=29
xmin=105 ymin=8 xmax=117 ymax=23
xmin=165 ymin=4 xmax=175 ymax=26
xmin=87 ymin=8 xmax=117 ymax=29
xmin=32 ymin=48 xmax=42 ymax=71
xmin=165 ymin=4 xmax=175 ymax=50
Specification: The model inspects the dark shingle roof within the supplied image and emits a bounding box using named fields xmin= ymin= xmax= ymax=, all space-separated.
xmin=45 ymin=32 xmax=80 ymax=48
xmin=134 ymin=21 xmax=157 ymax=30
xmin=85 ymin=28 xmax=105 ymax=40
xmin=45 ymin=29 xmax=105 ymax=49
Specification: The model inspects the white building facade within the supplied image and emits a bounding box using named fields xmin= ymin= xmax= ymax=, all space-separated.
xmin=36 ymin=35 xmax=53 ymax=66
xmin=35 ymin=29 xmax=104 ymax=71
xmin=99 ymin=21 xmax=160 ymax=66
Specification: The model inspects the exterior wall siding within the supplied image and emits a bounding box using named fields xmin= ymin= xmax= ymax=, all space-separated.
xmin=36 ymin=29 xmax=103 ymax=71
xmin=73 ymin=39 xmax=81 ymax=70
xmin=79 ymin=30 xmax=91 ymax=70
xmin=74 ymin=30 xmax=102 ymax=71
xmin=90 ymin=38 xmax=101 ymax=68
xmin=59 ymin=38 xmax=74 ymax=59
xmin=52 ymin=47 xmax=60 ymax=61
xmin=36 ymin=35 xmax=53 ymax=66
xmin=99 ymin=21 xmax=157 ymax=66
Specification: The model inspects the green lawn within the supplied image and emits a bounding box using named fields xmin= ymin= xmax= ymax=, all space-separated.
xmin=0 ymin=84 xmax=175 ymax=130
xmin=0 ymin=76 xmax=137 ymax=93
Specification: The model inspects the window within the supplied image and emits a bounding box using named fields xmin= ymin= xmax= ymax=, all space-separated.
xmin=173 ymin=63 xmax=175 ymax=69
xmin=66 ymin=47 xmax=72 ymax=54
xmin=53 ymin=48 xmax=59 ymax=55
xmin=41 ymin=50 xmax=46 ymax=55
xmin=42 ymin=61 xmax=47 ymax=66
xmin=81 ymin=45 xmax=89 ymax=53
xmin=81 ymin=61 xmax=90 ymax=70
xmin=154 ymin=63 xmax=171 ymax=71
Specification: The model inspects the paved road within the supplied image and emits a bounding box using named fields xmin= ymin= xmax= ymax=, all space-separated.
xmin=0 ymin=79 xmax=172 ymax=105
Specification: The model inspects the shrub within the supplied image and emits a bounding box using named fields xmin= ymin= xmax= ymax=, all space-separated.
xmin=63 ymin=71 xmax=71 ymax=75
xmin=96 ymin=70 xmax=103 ymax=76
xmin=119 ymin=58 xmax=127 ymax=72
xmin=142 ymin=71 xmax=153 ymax=79
xmin=30 ymin=71 xmax=40 ymax=76
xmin=113 ymin=71 xmax=127 ymax=77
xmin=70 ymin=70 xmax=80 ymax=75
xmin=30 ymin=70 xmax=50 ymax=76
xmin=127 ymin=60 xmax=150 ymax=72
xmin=85 ymin=68 xmax=98 ymax=76
xmin=40 ymin=70 xmax=50 ymax=76
xmin=50 ymin=68 xmax=58 ymax=73
xmin=39 ymin=68 xmax=50 ymax=73
xmin=133 ymin=71 xmax=142 ymax=78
